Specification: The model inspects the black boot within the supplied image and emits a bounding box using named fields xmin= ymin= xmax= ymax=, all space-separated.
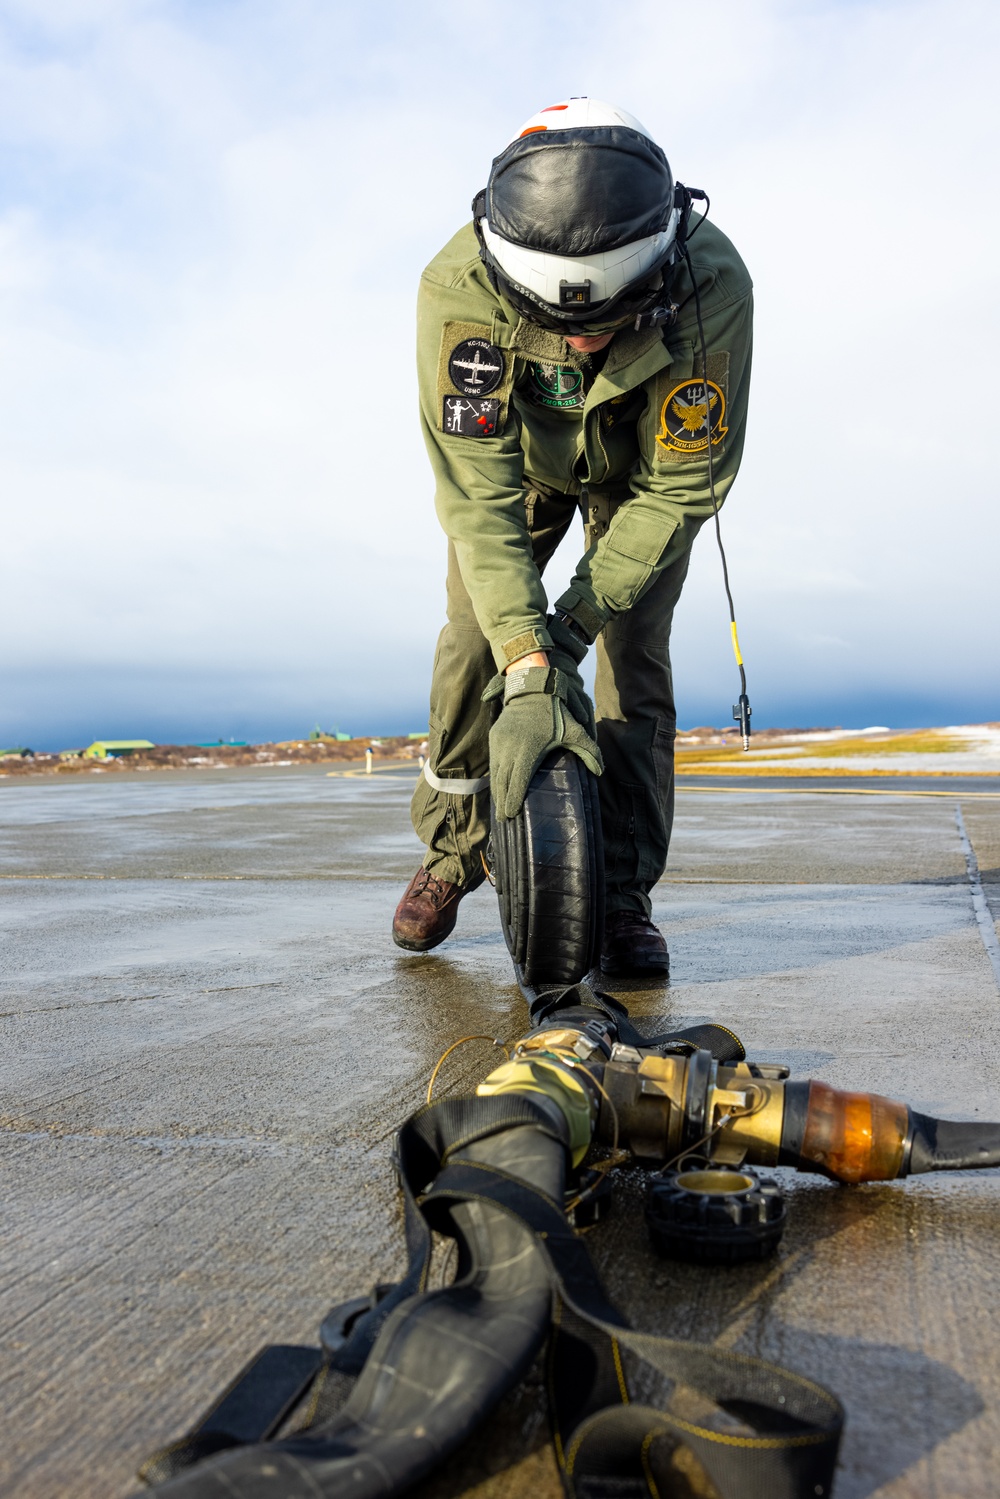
xmin=601 ymin=911 xmax=669 ymax=977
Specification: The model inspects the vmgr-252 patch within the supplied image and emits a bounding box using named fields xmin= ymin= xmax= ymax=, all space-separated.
xmin=527 ymin=362 xmax=585 ymax=409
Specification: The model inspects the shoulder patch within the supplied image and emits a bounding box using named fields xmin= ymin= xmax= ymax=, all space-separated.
xmin=442 ymin=396 xmax=499 ymax=438
xmin=437 ymin=321 xmax=513 ymax=432
xmin=448 ymin=338 xmax=504 ymax=396
xmin=654 ymin=350 xmax=730 ymax=463
xmin=657 ymin=377 xmax=727 ymax=453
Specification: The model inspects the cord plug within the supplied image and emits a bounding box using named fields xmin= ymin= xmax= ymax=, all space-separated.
xmin=733 ymin=694 xmax=752 ymax=751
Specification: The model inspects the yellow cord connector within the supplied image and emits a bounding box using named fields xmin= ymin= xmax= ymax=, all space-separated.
xmin=731 ymin=621 xmax=752 ymax=750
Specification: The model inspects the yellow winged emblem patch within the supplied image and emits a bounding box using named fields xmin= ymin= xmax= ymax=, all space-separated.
xmin=656 ymin=378 xmax=727 ymax=454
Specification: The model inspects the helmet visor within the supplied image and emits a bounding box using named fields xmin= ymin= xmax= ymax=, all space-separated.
xmin=493 ymin=263 xmax=672 ymax=335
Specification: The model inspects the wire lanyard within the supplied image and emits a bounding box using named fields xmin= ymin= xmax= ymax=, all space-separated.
xmin=682 ymin=240 xmax=753 ymax=749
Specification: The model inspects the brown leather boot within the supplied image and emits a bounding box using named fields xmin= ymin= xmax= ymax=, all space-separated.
xmin=601 ymin=910 xmax=670 ymax=977
xmin=392 ymin=866 xmax=482 ymax=952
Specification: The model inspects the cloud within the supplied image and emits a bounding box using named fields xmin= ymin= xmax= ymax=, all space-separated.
xmin=0 ymin=0 xmax=998 ymax=745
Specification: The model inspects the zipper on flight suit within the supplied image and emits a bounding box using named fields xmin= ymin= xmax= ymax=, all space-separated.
xmin=592 ymin=403 xmax=612 ymax=480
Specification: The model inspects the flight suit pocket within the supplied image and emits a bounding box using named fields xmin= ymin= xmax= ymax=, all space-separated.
xmin=594 ymin=502 xmax=679 ymax=612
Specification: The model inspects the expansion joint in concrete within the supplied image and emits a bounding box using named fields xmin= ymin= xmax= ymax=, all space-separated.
xmin=956 ymin=803 xmax=1000 ymax=992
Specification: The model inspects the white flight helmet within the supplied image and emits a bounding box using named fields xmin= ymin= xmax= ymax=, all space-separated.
xmin=510 ymin=98 xmax=654 ymax=140
xmin=474 ymin=97 xmax=684 ymax=329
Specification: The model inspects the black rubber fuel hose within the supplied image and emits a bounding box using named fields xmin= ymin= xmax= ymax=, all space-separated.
xmin=149 ymin=1122 xmax=565 ymax=1498
xmin=905 ymin=1111 xmax=1000 ymax=1174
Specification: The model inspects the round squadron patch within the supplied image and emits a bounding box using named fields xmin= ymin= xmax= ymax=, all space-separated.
xmin=656 ymin=378 xmax=727 ymax=453
xmin=528 ymin=362 xmax=585 ymax=409
xmin=448 ymin=338 xmax=504 ymax=396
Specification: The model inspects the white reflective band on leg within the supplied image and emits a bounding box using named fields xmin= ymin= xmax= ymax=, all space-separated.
xmin=422 ymin=762 xmax=490 ymax=796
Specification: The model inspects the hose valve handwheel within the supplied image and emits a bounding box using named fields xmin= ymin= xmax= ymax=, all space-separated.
xmin=646 ymin=1163 xmax=786 ymax=1265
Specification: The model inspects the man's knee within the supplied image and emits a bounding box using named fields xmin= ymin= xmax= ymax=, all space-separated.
xmin=596 ymin=631 xmax=676 ymax=727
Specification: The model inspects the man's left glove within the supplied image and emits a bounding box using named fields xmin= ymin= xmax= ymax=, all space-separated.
xmin=483 ymin=665 xmax=603 ymax=821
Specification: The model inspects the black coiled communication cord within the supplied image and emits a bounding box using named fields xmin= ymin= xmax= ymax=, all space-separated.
xmin=682 ymin=230 xmax=753 ymax=749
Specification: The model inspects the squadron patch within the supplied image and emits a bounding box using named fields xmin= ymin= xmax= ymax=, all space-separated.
xmin=442 ymin=396 xmax=499 ymax=438
xmin=527 ymin=362 xmax=585 ymax=409
xmin=656 ymin=378 xmax=728 ymax=453
xmin=448 ymin=338 xmax=504 ymax=396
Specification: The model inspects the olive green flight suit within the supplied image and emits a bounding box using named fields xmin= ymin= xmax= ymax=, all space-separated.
xmin=411 ymin=219 xmax=753 ymax=916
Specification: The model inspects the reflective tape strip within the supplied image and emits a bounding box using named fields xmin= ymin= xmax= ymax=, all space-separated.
xmin=422 ymin=762 xmax=490 ymax=796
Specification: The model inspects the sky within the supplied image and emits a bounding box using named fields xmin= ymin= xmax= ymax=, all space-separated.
xmin=1 ymin=0 xmax=998 ymax=748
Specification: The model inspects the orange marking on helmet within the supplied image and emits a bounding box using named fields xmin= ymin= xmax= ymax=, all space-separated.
xmin=520 ymin=126 xmax=548 ymax=136
xmin=541 ymin=105 xmax=568 ymax=111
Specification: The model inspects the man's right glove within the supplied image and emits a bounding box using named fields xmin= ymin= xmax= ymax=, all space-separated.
xmin=483 ymin=664 xmax=603 ymax=821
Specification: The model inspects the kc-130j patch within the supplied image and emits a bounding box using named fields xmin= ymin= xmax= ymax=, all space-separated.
xmin=448 ymin=338 xmax=504 ymax=396
xmin=443 ymin=396 xmax=499 ymax=437
xmin=656 ymin=377 xmax=728 ymax=453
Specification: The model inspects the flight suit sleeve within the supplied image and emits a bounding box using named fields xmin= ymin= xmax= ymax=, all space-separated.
xmin=417 ymin=268 xmax=554 ymax=671
xmin=557 ymin=289 xmax=753 ymax=629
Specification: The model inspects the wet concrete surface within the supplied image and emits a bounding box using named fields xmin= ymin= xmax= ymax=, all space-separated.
xmin=2 ymin=765 xmax=1000 ymax=1497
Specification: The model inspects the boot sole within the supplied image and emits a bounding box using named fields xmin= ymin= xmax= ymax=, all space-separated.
xmin=392 ymin=917 xmax=458 ymax=953
xmin=600 ymin=955 xmax=670 ymax=977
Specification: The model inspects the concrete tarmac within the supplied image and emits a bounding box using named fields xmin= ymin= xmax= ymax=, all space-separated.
xmin=2 ymin=764 xmax=1000 ymax=1498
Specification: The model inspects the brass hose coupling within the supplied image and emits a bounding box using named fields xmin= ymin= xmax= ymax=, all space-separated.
xmin=478 ymin=1024 xmax=990 ymax=1184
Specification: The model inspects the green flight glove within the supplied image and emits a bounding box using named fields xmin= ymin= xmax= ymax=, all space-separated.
xmin=544 ymin=614 xmax=597 ymax=736
xmin=483 ymin=664 xmax=603 ymax=821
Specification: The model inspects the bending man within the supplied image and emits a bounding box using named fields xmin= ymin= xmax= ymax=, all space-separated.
xmin=393 ymin=98 xmax=753 ymax=977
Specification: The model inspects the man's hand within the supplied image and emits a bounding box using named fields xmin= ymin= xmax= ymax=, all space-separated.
xmin=503 ymin=645 xmax=596 ymax=743
xmin=483 ymin=664 xmax=602 ymax=821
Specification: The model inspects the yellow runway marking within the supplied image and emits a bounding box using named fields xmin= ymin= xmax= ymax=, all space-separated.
xmin=323 ymin=766 xmax=1000 ymax=798
xmin=325 ymin=765 xmax=417 ymax=778
xmin=676 ymin=784 xmax=1000 ymax=799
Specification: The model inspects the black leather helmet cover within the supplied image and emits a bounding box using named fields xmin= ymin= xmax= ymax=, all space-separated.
xmin=484 ymin=126 xmax=675 ymax=257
